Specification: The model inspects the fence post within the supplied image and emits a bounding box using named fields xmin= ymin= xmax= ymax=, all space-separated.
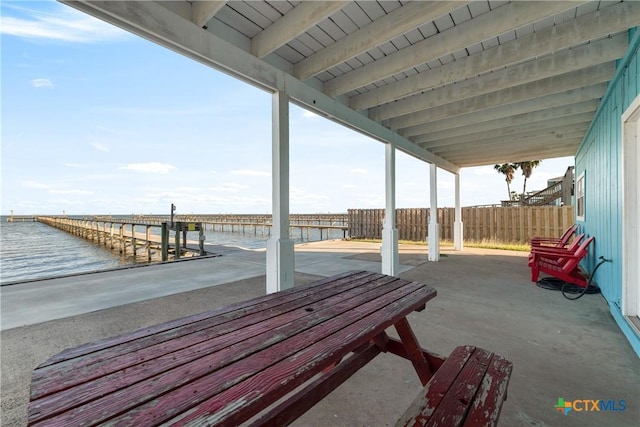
xmin=161 ymin=222 xmax=168 ymax=261
xmin=175 ymin=222 xmax=181 ymax=259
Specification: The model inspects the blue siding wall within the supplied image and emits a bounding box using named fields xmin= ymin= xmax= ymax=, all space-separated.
xmin=575 ymin=28 xmax=640 ymax=355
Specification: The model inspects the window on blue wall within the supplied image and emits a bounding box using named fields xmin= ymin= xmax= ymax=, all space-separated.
xmin=576 ymin=171 xmax=585 ymax=221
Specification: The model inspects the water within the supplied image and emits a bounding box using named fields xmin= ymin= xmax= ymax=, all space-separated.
xmin=0 ymin=219 xmax=347 ymax=284
xmin=0 ymin=221 xmax=134 ymax=284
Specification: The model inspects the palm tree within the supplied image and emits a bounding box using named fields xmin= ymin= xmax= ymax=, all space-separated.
xmin=516 ymin=160 xmax=542 ymax=197
xmin=494 ymin=163 xmax=518 ymax=200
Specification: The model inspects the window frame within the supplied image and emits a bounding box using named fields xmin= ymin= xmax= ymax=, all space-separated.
xmin=575 ymin=170 xmax=585 ymax=221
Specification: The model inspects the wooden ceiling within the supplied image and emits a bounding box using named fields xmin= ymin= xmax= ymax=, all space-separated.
xmin=63 ymin=1 xmax=640 ymax=172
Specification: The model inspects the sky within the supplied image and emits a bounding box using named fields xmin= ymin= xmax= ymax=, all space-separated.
xmin=1 ymin=0 xmax=575 ymax=215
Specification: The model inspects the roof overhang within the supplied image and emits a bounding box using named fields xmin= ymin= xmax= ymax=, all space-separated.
xmin=61 ymin=1 xmax=640 ymax=173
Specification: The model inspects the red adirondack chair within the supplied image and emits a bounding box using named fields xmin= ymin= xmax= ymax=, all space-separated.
xmin=528 ymin=233 xmax=584 ymax=268
xmin=530 ymin=236 xmax=595 ymax=288
xmin=530 ymin=224 xmax=578 ymax=248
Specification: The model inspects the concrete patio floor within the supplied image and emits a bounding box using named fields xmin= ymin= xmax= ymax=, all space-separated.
xmin=1 ymin=241 xmax=638 ymax=426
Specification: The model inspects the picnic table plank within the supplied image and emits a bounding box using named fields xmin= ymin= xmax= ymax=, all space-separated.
xmin=39 ymin=270 xmax=372 ymax=368
xmin=395 ymin=345 xmax=513 ymax=427
xmin=131 ymin=285 xmax=435 ymax=426
xmin=29 ymin=274 xmax=404 ymax=423
xmin=30 ymin=272 xmax=390 ymax=402
xmin=28 ymin=271 xmax=438 ymax=427
xmin=463 ymin=354 xmax=513 ymax=426
xmin=246 ymin=343 xmax=382 ymax=427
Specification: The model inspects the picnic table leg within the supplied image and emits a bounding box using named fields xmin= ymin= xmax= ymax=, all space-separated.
xmin=394 ymin=317 xmax=433 ymax=385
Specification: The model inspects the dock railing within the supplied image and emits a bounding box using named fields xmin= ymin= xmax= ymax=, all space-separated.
xmin=122 ymin=214 xmax=350 ymax=242
xmin=36 ymin=217 xmax=204 ymax=262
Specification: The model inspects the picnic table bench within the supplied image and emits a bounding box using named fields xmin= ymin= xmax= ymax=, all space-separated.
xmin=27 ymin=270 xmax=512 ymax=426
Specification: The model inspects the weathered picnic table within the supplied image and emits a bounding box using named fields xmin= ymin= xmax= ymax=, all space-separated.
xmin=27 ymin=270 xmax=512 ymax=426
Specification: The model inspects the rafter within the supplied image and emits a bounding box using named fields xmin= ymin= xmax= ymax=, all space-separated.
xmin=401 ymin=84 xmax=606 ymax=137
xmin=191 ymin=1 xmax=226 ymax=28
xmin=419 ymin=113 xmax=594 ymax=149
xmin=60 ymin=0 xmax=640 ymax=172
xmin=251 ymin=1 xmax=349 ymax=58
xmin=356 ymin=1 xmax=640 ymax=112
xmin=293 ymin=1 xmax=463 ymax=81
xmin=324 ymin=1 xmax=583 ymax=97
xmin=447 ymin=144 xmax=582 ymax=167
xmin=412 ymin=101 xmax=599 ymax=143
xmin=443 ymin=136 xmax=585 ymax=157
xmin=370 ymin=34 xmax=625 ymax=121
xmin=429 ymin=125 xmax=590 ymax=156
xmin=390 ymin=64 xmax=615 ymax=131
xmin=443 ymin=138 xmax=583 ymax=159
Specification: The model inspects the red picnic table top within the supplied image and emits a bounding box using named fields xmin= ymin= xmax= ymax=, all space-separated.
xmin=27 ymin=270 xmax=440 ymax=426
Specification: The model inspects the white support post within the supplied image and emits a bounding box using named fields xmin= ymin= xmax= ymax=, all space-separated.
xmin=428 ymin=163 xmax=440 ymax=261
xmin=267 ymin=90 xmax=295 ymax=293
xmin=454 ymin=172 xmax=464 ymax=251
xmin=381 ymin=141 xmax=399 ymax=276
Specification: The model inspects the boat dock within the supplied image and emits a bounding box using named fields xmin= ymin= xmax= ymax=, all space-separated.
xmin=128 ymin=213 xmax=349 ymax=240
xmin=5 ymin=215 xmax=36 ymax=222
xmin=32 ymin=214 xmax=350 ymax=264
xmin=36 ymin=216 xmax=205 ymax=262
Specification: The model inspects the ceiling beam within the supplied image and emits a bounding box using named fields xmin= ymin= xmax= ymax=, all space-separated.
xmin=293 ymin=1 xmax=464 ymax=81
xmin=429 ymin=125 xmax=590 ymax=156
xmin=445 ymin=138 xmax=583 ymax=159
xmin=60 ymin=0 xmax=460 ymax=174
xmin=452 ymin=144 xmax=582 ymax=167
xmin=419 ymin=113 xmax=595 ymax=149
xmin=370 ymin=35 xmax=623 ymax=121
xmin=191 ymin=1 xmax=226 ymax=28
xmin=356 ymin=1 xmax=640 ymax=112
xmin=324 ymin=1 xmax=583 ymax=97
xmin=401 ymin=84 xmax=606 ymax=137
xmin=251 ymin=1 xmax=349 ymax=58
xmin=412 ymin=100 xmax=599 ymax=143
xmin=447 ymin=140 xmax=584 ymax=164
xmin=389 ymin=56 xmax=618 ymax=130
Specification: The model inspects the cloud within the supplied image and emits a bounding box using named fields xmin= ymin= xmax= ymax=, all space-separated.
xmin=211 ymin=183 xmax=248 ymax=192
xmin=302 ymin=110 xmax=319 ymax=118
xmin=0 ymin=5 xmax=129 ymax=43
xmin=291 ymin=188 xmax=330 ymax=203
xmin=350 ymin=168 xmax=368 ymax=175
xmin=230 ymin=170 xmax=271 ymax=177
xmin=63 ymin=162 xmax=89 ymax=168
xmin=31 ymin=78 xmax=53 ymax=88
xmin=120 ymin=163 xmax=176 ymax=174
xmin=23 ymin=180 xmax=50 ymax=189
xmin=92 ymin=143 xmax=109 ymax=152
xmin=49 ymin=189 xmax=94 ymax=195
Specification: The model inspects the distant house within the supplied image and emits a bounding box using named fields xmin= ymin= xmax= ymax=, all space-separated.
xmin=575 ymin=30 xmax=640 ymax=356
xmin=503 ymin=166 xmax=574 ymax=207
xmin=543 ymin=166 xmax=574 ymax=206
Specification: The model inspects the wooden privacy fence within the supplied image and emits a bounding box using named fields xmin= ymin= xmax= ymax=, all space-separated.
xmin=348 ymin=206 xmax=575 ymax=244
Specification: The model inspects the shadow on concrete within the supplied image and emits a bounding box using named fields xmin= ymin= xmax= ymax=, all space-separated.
xmin=1 ymin=245 xmax=637 ymax=427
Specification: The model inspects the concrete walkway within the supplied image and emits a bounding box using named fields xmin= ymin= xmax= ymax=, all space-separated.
xmin=0 ymin=241 xmax=413 ymax=330
xmin=1 ymin=240 xmax=638 ymax=426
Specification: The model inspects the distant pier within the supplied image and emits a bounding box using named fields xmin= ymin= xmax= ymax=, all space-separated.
xmin=32 ymin=214 xmax=350 ymax=264
xmin=36 ymin=217 xmax=205 ymax=262
xmin=125 ymin=214 xmax=350 ymax=241
xmin=6 ymin=215 xmax=36 ymax=222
